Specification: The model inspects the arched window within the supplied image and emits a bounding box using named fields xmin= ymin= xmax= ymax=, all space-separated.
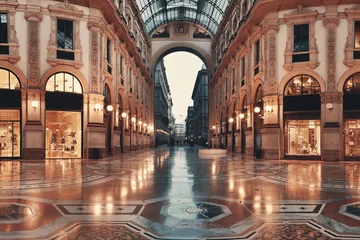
xmin=284 ymin=75 xmax=320 ymax=96
xmin=344 ymin=72 xmax=360 ymax=93
xmin=103 ymin=84 xmax=111 ymax=106
xmin=0 ymin=68 xmax=20 ymax=90
xmin=46 ymin=72 xmax=82 ymax=93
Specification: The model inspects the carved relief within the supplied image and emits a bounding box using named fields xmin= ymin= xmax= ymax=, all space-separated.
xmin=268 ymin=34 xmax=277 ymax=94
xmin=90 ymin=30 xmax=99 ymax=92
xmin=326 ymin=28 xmax=337 ymax=90
xmin=25 ymin=10 xmax=43 ymax=88
xmin=288 ymin=5 xmax=314 ymax=15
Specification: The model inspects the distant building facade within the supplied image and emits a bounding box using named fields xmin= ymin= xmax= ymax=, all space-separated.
xmin=191 ymin=65 xmax=209 ymax=146
xmin=174 ymin=123 xmax=186 ymax=143
xmin=154 ymin=59 xmax=174 ymax=146
xmin=186 ymin=106 xmax=195 ymax=141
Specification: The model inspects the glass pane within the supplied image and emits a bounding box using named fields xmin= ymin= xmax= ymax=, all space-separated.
xmin=302 ymin=75 xmax=313 ymax=95
xmin=0 ymin=110 xmax=20 ymax=121
xmin=0 ymin=110 xmax=20 ymax=158
xmin=353 ymin=73 xmax=360 ymax=91
xmin=45 ymin=111 xmax=82 ymax=158
xmin=355 ymin=21 xmax=360 ymax=49
xmin=57 ymin=19 xmax=73 ymax=50
xmin=286 ymin=120 xmax=321 ymax=156
xmin=294 ymin=24 xmax=309 ymax=52
xmin=0 ymin=68 xmax=9 ymax=89
xmin=64 ymin=73 xmax=73 ymax=93
xmin=9 ymin=71 xmax=20 ymax=90
xmin=46 ymin=75 xmax=55 ymax=92
xmin=0 ymin=13 xmax=8 ymax=44
xmin=73 ymin=77 xmax=82 ymax=93
xmin=12 ymin=122 xmax=20 ymax=157
xmin=55 ymin=73 xmax=64 ymax=92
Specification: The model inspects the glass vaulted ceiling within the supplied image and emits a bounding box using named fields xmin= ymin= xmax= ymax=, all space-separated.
xmin=135 ymin=0 xmax=231 ymax=36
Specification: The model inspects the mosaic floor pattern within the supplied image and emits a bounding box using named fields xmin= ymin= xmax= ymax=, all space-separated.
xmin=2 ymin=146 xmax=360 ymax=239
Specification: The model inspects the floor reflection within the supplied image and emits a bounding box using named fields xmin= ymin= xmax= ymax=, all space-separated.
xmin=0 ymin=146 xmax=360 ymax=239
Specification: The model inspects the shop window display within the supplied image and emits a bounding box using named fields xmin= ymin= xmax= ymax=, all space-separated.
xmin=345 ymin=120 xmax=360 ymax=157
xmin=45 ymin=111 xmax=81 ymax=158
xmin=285 ymin=120 xmax=321 ymax=156
xmin=0 ymin=110 xmax=20 ymax=158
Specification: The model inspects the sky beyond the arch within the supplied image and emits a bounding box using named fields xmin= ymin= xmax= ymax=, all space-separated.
xmin=163 ymin=52 xmax=204 ymax=124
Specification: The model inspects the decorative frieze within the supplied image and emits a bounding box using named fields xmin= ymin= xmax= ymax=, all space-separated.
xmin=90 ymin=29 xmax=99 ymax=92
xmin=320 ymin=92 xmax=343 ymax=104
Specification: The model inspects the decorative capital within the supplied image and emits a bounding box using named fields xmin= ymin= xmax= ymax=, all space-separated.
xmin=323 ymin=17 xmax=339 ymax=29
xmin=24 ymin=10 xmax=43 ymax=22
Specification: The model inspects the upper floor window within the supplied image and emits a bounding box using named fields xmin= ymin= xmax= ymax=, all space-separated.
xmin=344 ymin=72 xmax=360 ymax=93
xmin=57 ymin=19 xmax=74 ymax=60
xmin=0 ymin=13 xmax=9 ymax=55
xmin=107 ymin=39 xmax=112 ymax=74
xmin=354 ymin=21 xmax=360 ymax=59
xmin=241 ymin=57 xmax=245 ymax=87
xmin=46 ymin=72 xmax=82 ymax=93
xmin=284 ymin=75 xmax=320 ymax=96
xmin=254 ymin=40 xmax=260 ymax=76
xmin=293 ymin=24 xmax=309 ymax=63
xmin=0 ymin=68 xmax=20 ymax=90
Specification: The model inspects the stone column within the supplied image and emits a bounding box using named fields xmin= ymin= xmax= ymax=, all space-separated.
xmin=321 ymin=92 xmax=343 ymax=161
xmin=23 ymin=9 xmax=44 ymax=159
xmin=322 ymin=13 xmax=342 ymax=161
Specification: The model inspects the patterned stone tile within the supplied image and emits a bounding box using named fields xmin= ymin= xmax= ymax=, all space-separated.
xmin=58 ymin=223 xmax=149 ymax=240
xmin=253 ymin=223 xmax=332 ymax=240
xmin=55 ymin=203 xmax=143 ymax=215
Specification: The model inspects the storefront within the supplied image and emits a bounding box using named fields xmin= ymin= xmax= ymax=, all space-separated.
xmin=343 ymin=72 xmax=360 ymax=159
xmin=45 ymin=72 xmax=83 ymax=159
xmin=0 ymin=68 xmax=21 ymax=158
xmin=103 ymin=84 xmax=112 ymax=156
xmin=283 ymin=75 xmax=321 ymax=159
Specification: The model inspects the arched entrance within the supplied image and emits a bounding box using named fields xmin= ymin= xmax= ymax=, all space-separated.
xmin=254 ymin=85 xmax=264 ymax=159
xmin=0 ymin=68 xmax=22 ymax=158
xmin=283 ymin=75 xmax=321 ymax=159
xmin=45 ymin=72 xmax=83 ymax=159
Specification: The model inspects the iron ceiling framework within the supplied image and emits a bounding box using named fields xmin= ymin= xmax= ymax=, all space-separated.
xmin=135 ymin=0 xmax=231 ymax=36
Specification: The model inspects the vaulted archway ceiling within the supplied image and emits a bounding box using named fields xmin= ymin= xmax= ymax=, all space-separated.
xmin=135 ymin=0 xmax=232 ymax=36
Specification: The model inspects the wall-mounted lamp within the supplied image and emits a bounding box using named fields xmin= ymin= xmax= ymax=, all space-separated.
xmin=106 ymin=105 xmax=114 ymax=112
xmin=138 ymin=120 xmax=143 ymax=125
xmin=212 ymin=125 xmax=216 ymax=130
xmin=326 ymin=103 xmax=333 ymax=111
xmin=143 ymin=123 xmax=148 ymax=127
xmin=31 ymin=100 xmax=39 ymax=110
xmin=265 ymin=105 xmax=273 ymax=114
xmin=239 ymin=113 xmax=245 ymax=120
xmin=131 ymin=117 xmax=136 ymax=123
xmin=121 ymin=112 xmax=128 ymax=118
xmin=94 ymin=103 xmax=101 ymax=112
xmin=254 ymin=106 xmax=261 ymax=114
xmin=228 ymin=117 xmax=234 ymax=123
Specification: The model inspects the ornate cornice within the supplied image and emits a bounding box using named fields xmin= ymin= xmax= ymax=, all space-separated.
xmin=24 ymin=11 xmax=43 ymax=22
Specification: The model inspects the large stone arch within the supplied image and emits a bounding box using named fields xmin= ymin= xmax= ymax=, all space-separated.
xmin=150 ymin=42 xmax=213 ymax=76
xmin=40 ymin=66 xmax=88 ymax=93
xmin=0 ymin=62 xmax=27 ymax=89
xmin=337 ymin=67 xmax=360 ymax=92
xmin=239 ymin=89 xmax=247 ymax=109
xmin=278 ymin=69 xmax=326 ymax=95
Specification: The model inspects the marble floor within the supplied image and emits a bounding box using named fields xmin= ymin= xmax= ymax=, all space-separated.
xmin=1 ymin=146 xmax=360 ymax=239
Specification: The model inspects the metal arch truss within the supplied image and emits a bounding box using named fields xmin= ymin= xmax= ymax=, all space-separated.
xmin=135 ymin=0 xmax=231 ymax=36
